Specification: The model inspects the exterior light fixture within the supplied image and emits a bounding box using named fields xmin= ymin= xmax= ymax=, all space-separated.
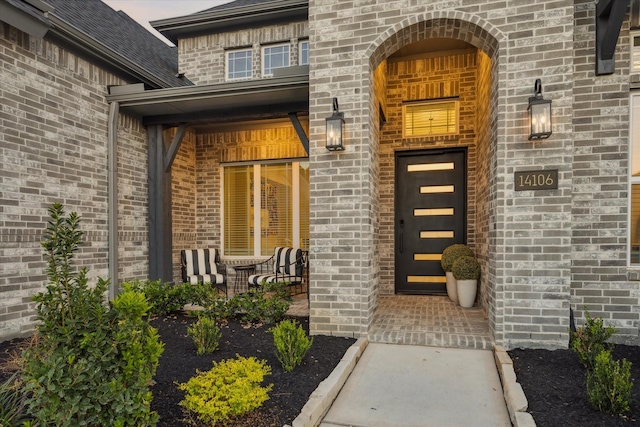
xmin=528 ymin=79 xmax=552 ymax=140
xmin=326 ymin=97 xmax=345 ymax=151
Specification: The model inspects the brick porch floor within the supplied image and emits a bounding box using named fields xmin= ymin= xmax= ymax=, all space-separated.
xmin=367 ymin=295 xmax=493 ymax=350
xmin=292 ymin=294 xmax=492 ymax=350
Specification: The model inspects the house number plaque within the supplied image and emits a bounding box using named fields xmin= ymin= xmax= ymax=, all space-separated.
xmin=514 ymin=169 xmax=558 ymax=191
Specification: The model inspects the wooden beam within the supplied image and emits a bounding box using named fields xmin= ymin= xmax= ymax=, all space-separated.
xmin=148 ymin=125 xmax=174 ymax=283
xmin=164 ymin=123 xmax=187 ymax=172
xmin=596 ymin=0 xmax=630 ymax=75
xmin=288 ymin=112 xmax=309 ymax=155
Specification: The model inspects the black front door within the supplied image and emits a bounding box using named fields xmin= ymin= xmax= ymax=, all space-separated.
xmin=395 ymin=149 xmax=467 ymax=294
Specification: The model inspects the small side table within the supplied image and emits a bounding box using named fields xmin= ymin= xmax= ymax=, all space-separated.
xmin=233 ymin=264 xmax=256 ymax=294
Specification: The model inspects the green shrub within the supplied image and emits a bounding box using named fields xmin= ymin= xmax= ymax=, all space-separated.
xmin=124 ymin=279 xmax=186 ymax=316
xmin=188 ymin=316 xmax=222 ymax=355
xmin=230 ymin=282 xmax=291 ymax=324
xmin=571 ymin=309 xmax=615 ymax=370
xmin=272 ymin=319 xmax=313 ymax=372
xmin=452 ymin=256 xmax=480 ymax=280
xmin=586 ymin=350 xmax=633 ymax=415
xmin=441 ymin=244 xmax=474 ymax=272
xmin=178 ymin=356 xmax=273 ymax=425
xmin=22 ymin=203 xmax=164 ymax=427
xmin=0 ymin=373 xmax=36 ymax=427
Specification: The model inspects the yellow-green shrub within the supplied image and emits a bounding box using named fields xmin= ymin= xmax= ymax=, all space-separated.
xmin=178 ymin=356 xmax=273 ymax=425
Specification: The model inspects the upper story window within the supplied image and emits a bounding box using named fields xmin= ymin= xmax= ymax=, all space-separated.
xmin=299 ymin=41 xmax=309 ymax=65
xmin=632 ymin=32 xmax=640 ymax=74
xmin=262 ymin=43 xmax=290 ymax=76
xmin=403 ymin=99 xmax=459 ymax=137
xmin=226 ymin=48 xmax=253 ymax=80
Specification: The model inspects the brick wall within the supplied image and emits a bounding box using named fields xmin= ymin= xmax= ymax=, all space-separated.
xmin=571 ymin=1 xmax=639 ymax=345
xmin=178 ymin=21 xmax=308 ymax=85
xmin=0 ymin=23 xmax=148 ymax=340
xmin=378 ymin=51 xmax=480 ymax=295
xmin=308 ymin=2 xmax=576 ymax=347
xmin=170 ymin=121 xmax=309 ymax=283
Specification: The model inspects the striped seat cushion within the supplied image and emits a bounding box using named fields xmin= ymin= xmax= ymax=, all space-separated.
xmin=181 ymin=248 xmax=224 ymax=285
xmin=248 ymin=273 xmax=304 ymax=286
xmin=249 ymin=247 xmax=303 ymax=286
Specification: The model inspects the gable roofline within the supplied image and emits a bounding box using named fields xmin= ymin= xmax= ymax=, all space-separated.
xmin=44 ymin=13 xmax=176 ymax=89
xmin=151 ymin=0 xmax=308 ymax=44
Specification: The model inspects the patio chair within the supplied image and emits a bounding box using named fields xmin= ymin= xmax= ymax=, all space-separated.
xmin=180 ymin=248 xmax=227 ymax=297
xmin=248 ymin=247 xmax=307 ymax=295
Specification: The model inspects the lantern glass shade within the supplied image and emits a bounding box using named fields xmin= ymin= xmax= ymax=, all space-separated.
xmin=528 ymin=98 xmax=552 ymax=140
xmin=326 ymin=113 xmax=345 ymax=151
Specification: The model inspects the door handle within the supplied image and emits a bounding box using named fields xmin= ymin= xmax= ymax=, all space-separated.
xmin=399 ymin=219 xmax=404 ymax=253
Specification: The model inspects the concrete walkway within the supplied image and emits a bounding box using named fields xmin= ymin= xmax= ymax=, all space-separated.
xmin=318 ymin=343 xmax=511 ymax=427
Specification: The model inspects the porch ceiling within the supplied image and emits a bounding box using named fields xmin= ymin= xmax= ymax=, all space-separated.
xmin=106 ymin=74 xmax=309 ymax=128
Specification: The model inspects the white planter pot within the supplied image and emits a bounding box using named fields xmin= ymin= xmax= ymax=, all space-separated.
xmin=445 ymin=272 xmax=458 ymax=303
xmin=456 ymin=279 xmax=477 ymax=308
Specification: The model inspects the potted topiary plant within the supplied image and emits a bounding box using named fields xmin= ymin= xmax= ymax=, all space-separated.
xmin=440 ymin=244 xmax=474 ymax=303
xmin=452 ymin=255 xmax=480 ymax=308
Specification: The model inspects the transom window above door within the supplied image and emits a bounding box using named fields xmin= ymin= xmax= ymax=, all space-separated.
xmin=226 ymin=48 xmax=253 ymax=80
xmin=262 ymin=43 xmax=290 ymax=76
xmin=403 ymin=99 xmax=459 ymax=137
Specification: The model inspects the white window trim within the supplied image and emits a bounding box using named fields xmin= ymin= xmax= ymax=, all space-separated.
xmin=299 ymin=40 xmax=309 ymax=66
xmin=402 ymin=99 xmax=460 ymax=138
xmin=220 ymin=159 xmax=307 ymax=258
xmin=225 ymin=48 xmax=253 ymax=81
xmin=261 ymin=42 xmax=290 ymax=77
xmin=632 ymin=31 xmax=640 ymax=75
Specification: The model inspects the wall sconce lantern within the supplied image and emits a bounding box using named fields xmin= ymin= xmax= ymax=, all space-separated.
xmin=326 ymin=97 xmax=345 ymax=151
xmin=528 ymin=79 xmax=552 ymax=140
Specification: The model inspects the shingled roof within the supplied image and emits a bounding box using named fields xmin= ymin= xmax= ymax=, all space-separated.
xmin=42 ymin=0 xmax=190 ymax=88
xmin=198 ymin=0 xmax=278 ymax=13
xmin=4 ymin=0 xmax=186 ymax=88
xmin=151 ymin=0 xmax=307 ymax=44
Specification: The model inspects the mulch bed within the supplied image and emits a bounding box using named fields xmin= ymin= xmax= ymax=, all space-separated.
xmin=150 ymin=312 xmax=355 ymax=426
xmin=0 ymin=313 xmax=356 ymax=427
xmin=509 ymin=345 xmax=640 ymax=426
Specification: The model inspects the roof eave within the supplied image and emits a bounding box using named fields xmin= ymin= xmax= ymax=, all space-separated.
xmin=151 ymin=0 xmax=308 ymax=44
xmin=0 ymin=0 xmax=50 ymax=38
xmin=45 ymin=13 xmax=174 ymax=89
xmin=106 ymin=74 xmax=309 ymax=124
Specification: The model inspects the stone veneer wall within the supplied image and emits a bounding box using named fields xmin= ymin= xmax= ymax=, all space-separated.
xmin=178 ymin=21 xmax=308 ymax=85
xmin=571 ymin=2 xmax=639 ymax=345
xmin=308 ymin=1 xmax=578 ymax=348
xmin=378 ymin=51 xmax=480 ymax=295
xmin=0 ymin=23 xmax=147 ymax=340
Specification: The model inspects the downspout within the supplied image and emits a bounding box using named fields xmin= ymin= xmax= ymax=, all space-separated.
xmin=108 ymin=101 xmax=119 ymax=300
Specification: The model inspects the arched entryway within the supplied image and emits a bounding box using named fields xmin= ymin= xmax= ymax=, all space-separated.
xmin=365 ymin=13 xmax=504 ymax=348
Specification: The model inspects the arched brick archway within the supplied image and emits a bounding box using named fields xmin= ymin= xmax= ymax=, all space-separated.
xmin=362 ymin=12 xmax=505 ymax=340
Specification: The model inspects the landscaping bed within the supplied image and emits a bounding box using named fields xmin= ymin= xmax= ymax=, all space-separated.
xmin=0 ymin=312 xmax=355 ymax=427
xmin=509 ymin=345 xmax=640 ymax=426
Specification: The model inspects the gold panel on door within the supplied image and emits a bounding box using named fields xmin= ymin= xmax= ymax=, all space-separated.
xmin=407 ymin=276 xmax=447 ymax=283
xmin=407 ymin=162 xmax=454 ymax=172
xmin=420 ymin=185 xmax=454 ymax=194
xmin=414 ymin=208 xmax=454 ymax=216
xmin=420 ymin=231 xmax=455 ymax=239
